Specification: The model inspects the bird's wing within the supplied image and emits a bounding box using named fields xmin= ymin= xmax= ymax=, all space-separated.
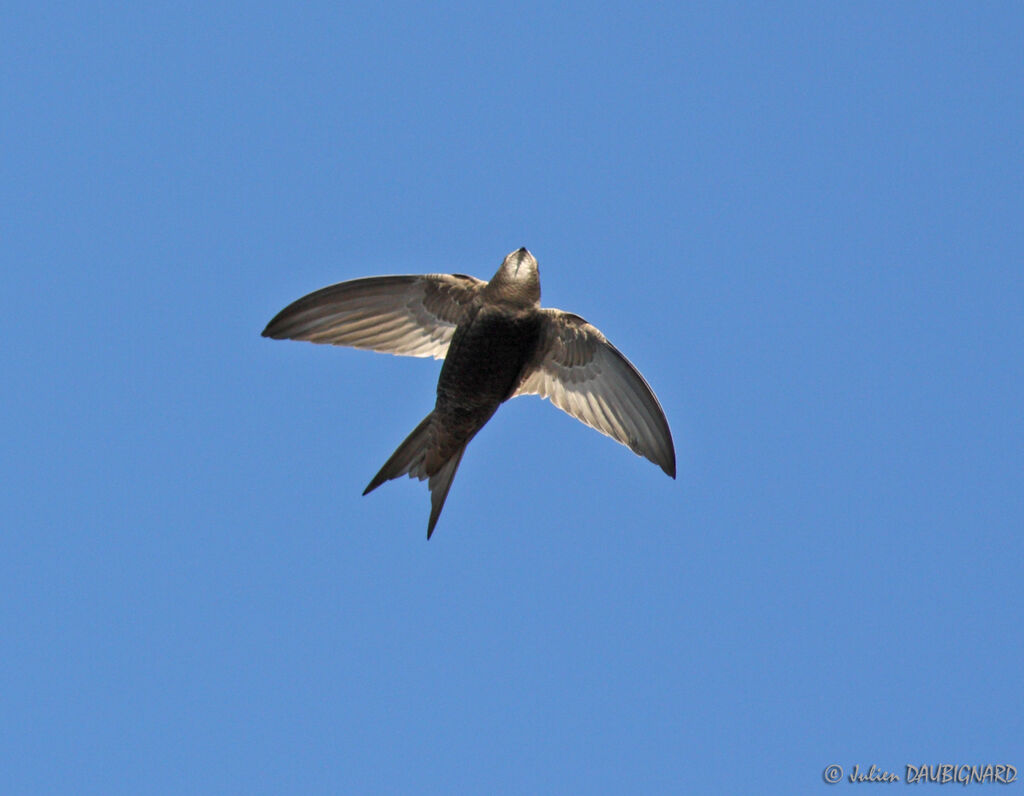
xmin=262 ymin=274 xmax=485 ymax=359
xmin=514 ymin=309 xmax=676 ymax=477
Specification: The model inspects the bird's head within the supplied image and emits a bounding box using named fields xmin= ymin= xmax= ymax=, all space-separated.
xmin=485 ymin=247 xmax=541 ymax=306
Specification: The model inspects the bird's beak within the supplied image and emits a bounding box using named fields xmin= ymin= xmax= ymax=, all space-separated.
xmin=514 ymin=247 xmax=529 ymax=276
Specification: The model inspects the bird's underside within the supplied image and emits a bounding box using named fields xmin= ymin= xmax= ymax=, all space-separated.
xmin=262 ymin=248 xmax=675 ymax=538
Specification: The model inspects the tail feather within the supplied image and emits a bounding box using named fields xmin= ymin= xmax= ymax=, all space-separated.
xmin=363 ymin=413 xmax=435 ymax=495
xmin=363 ymin=411 xmax=467 ymax=538
xmin=426 ymin=447 xmax=466 ymax=539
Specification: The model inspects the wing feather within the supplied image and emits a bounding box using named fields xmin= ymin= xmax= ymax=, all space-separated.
xmin=515 ymin=309 xmax=676 ymax=477
xmin=262 ymin=273 xmax=485 ymax=359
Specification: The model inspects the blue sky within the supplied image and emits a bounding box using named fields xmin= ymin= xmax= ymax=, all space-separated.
xmin=3 ymin=1 xmax=1022 ymax=792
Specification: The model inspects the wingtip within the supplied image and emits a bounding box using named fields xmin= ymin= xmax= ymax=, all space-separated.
xmin=262 ymin=305 xmax=296 ymax=338
xmin=363 ymin=473 xmax=385 ymax=495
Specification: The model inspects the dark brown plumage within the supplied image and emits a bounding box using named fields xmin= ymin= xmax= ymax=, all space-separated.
xmin=262 ymin=248 xmax=675 ymax=538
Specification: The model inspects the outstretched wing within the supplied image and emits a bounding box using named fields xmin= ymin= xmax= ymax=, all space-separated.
xmin=515 ymin=309 xmax=676 ymax=477
xmin=262 ymin=273 xmax=485 ymax=359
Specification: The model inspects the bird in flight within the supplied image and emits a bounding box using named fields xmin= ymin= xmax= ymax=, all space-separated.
xmin=263 ymin=248 xmax=675 ymax=538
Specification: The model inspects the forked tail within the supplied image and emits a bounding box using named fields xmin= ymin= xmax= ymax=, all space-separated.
xmin=363 ymin=411 xmax=467 ymax=539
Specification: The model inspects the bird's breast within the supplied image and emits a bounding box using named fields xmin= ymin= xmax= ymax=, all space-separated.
xmin=436 ymin=308 xmax=544 ymax=413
